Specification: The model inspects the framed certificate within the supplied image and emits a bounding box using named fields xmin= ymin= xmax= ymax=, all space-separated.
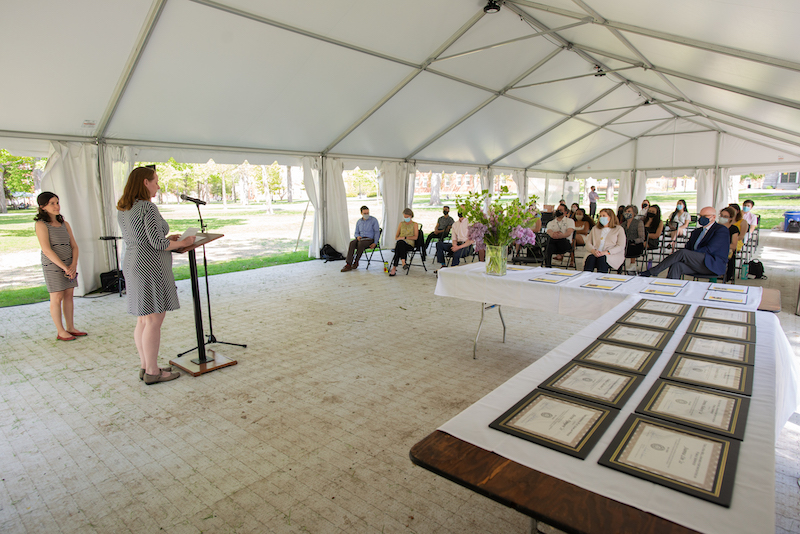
xmin=489 ymin=389 xmax=618 ymax=459
xmin=661 ymin=353 xmax=753 ymax=396
xmin=650 ymin=279 xmax=689 ymax=287
xmin=529 ymin=276 xmax=567 ymax=284
xmin=694 ymin=306 xmax=755 ymax=325
xmin=632 ymin=299 xmax=690 ymax=316
xmin=641 ymin=287 xmax=682 ymax=297
xmin=708 ymin=284 xmax=748 ymax=294
xmin=581 ymin=281 xmax=622 ymax=291
xmin=686 ymin=319 xmax=755 ymax=343
xmin=598 ymin=323 xmax=672 ymax=351
xmin=616 ymin=309 xmax=683 ymax=331
xmin=539 ymin=361 xmax=644 ymax=408
xmin=635 ymin=380 xmax=750 ymax=440
xmin=675 ymin=335 xmax=755 ymax=365
xmin=573 ymin=340 xmax=661 ymax=375
xmin=704 ymin=291 xmax=747 ymax=305
xmin=548 ymin=270 xmax=582 ymax=277
xmin=596 ymin=274 xmax=632 ymax=283
xmin=598 ymin=414 xmax=740 ymax=507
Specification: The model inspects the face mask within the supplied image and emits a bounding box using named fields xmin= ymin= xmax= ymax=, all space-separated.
xmin=575 ymin=214 xmax=583 ymax=221
xmin=555 ymin=210 xmax=563 ymax=217
xmin=677 ymin=204 xmax=684 ymax=211
xmin=743 ymin=206 xmax=751 ymax=212
xmin=718 ymin=216 xmax=729 ymax=224
xmin=648 ymin=211 xmax=656 ymax=217
xmin=404 ymin=217 xmax=411 ymax=223
xmin=642 ymin=204 xmax=648 ymax=209
xmin=599 ymin=216 xmax=610 ymax=226
xmin=457 ymin=212 xmax=464 ymax=218
xmin=624 ymin=212 xmax=632 ymax=219
xmin=362 ymin=213 xmax=369 ymax=220
xmin=698 ymin=216 xmax=710 ymax=226
xmin=443 ymin=211 xmax=449 ymax=216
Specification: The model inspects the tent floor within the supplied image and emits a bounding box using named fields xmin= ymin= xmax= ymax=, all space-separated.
xmin=1 ymin=231 xmax=798 ymax=534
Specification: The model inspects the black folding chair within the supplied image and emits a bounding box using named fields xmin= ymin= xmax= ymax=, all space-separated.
xmin=363 ymin=228 xmax=384 ymax=270
xmin=404 ymin=224 xmax=428 ymax=274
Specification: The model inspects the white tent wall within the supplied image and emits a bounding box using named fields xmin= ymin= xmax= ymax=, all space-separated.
xmin=696 ymin=169 xmax=714 ymax=210
xmin=302 ymin=156 xmax=322 ymax=258
xmin=406 ymin=163 xmax=416 ymax=208
xmin=378 ymin=161 xmax=409 ymax=248
xmin=632 ymin=171 xmax=648 ymax=209
xmin=617 ymin=171 xmax=633 ymax=207
xmin=100 ymin=144 xmax=135 ymax=269
xmin=321 ymin=158 xmax=349 ymax=255
xmin=714 ymin=168 xmax=732 ymax=211
xmin=40 ymin=142 xmax=106 ymax=296
xmin=512 ymin=170 xmax=527 ymax=203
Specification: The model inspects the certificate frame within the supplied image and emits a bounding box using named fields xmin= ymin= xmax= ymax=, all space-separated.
xmin=675 ymin=334 xmax=755 ymax=365
xmin=616 ymin=309 xmax=683 ymax=331
xmin=649 ymin=278 xmax=689 ymax=287
xmin=547 ymin=269 xmax=583 ymax=277
xmin=694 ymin=306 xmax=755 ymax=325
xmin=596 ymin=274 xmax=633 ymax=283
xmin=708 ymin=283 xmax=749 ymax=294
xmin=598 ymin=323 xmax=673 ymax=351
xmin=572 ymin=340 xmax=661 ymax=375
xmin=539 ymin=361 xmax=644 ymax=408
xmin=660 ymin=353 xmax=753 ymax=396
xmin=581 ymin=281 xmax=622 ymax=291
xmin=598 ymin=414 xmax=740 ymax=507
xmin=635 ymin=380 xmax=750 ymax=440
xmin=529 ymin=276 xmax=568 ymax=284
xmin=703 ymin=291 xmax=747 ymax=305
xmin=640 ymin=287 xmax=682 ymax=297
xmin=631 ymin=299 xmax=690 ymax=316
xmin=686 ymin=318 xmax=756 ymax=343
xmin=489 ymin=389 xmax=618 ymax=459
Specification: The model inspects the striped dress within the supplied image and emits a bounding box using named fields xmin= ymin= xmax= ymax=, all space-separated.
xmin=118 ymin=200 xmax=179 ymax=316
xmin=41 ymin=222 xmax=79 ymax=293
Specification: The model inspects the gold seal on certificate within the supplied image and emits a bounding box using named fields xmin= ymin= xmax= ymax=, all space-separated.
xmin=676 ymin=335 xmax=755 ymax=365
xmin=687 ymin=319 xmax=756 ymax=343
xmin=540 ymin=361 xmax=643 ymax=408
xmin=636 ymin=380 xmax=750 ymax=440
xmin=617 ymin=310 xmax=682 ymax=331
xmin=661 ymin=353 xmax=753 ymax=395
xmin=599 ymin=415 xmax=739 ymax=506
xmin=632 ymin=299 xmax=689 ymax=316
xmin=598 ymin=323 xmax=672 ymax=350
xmin=573 ymin=340 xmax=660 ymax=375
xmin=490 ymin=389 xmax=618 ymax=459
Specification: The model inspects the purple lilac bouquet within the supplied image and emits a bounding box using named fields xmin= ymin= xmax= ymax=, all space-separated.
xmin=458 ymin=186 xmax=540 ymax=250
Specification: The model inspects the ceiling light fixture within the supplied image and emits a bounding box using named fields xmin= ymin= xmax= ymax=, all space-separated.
xmin=484 ymin=1 xmax=501 ymax=14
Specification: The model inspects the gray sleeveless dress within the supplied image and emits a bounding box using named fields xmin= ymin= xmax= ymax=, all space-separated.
xmin=41 ymin=222 xmax=79 ymax=293
xmin=118 ymin=200 xmax=179 ymax=316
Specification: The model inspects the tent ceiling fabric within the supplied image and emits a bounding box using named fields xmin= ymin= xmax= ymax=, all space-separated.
xmin=2 ymin=0 xmax=799 ymax=173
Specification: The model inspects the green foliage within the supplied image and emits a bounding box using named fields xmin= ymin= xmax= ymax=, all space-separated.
xmin=456 ymin=186 xmax=540 ymax=246
xmin=261 ymin=162 xmax=284 ymax=199
xmin=171 ymin=251 xmax=313 ymax=281
xmin=0 ymin=149 xmax=45 ymax=196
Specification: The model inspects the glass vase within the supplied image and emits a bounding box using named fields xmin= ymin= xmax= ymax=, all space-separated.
xmin=485 ymin=244 xmax=507 ymax=276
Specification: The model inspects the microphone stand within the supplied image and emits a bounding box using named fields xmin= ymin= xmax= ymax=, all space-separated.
xmin=176 ymin=201 xmax=247 ymax=358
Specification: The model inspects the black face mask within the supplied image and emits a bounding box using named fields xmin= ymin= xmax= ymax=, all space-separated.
xmin=555 ymin=210 xmax=564 ymax=217
xmin=457 ymin=212 xmax=464 ymax=218
xmin=443 ymin=211 xmax=449 ymax=216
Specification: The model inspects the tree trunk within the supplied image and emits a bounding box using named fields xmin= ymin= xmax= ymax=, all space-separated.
xmin=430 ymin=172 xmax=441 ymax=206
xmin=0 ymin=166 xmax=7 ymax=214
xmin=262 ymin=165 xmax=274 ymax=214
xmin=286 ymin=165 xmax=293 ymax=203
xmin=222 ymin=171 xmax=227 ymax=208
xmin=32 ymin=166 xmax=44 ymax=194
xmin=239 ymin=165 xmax=249 ymax=206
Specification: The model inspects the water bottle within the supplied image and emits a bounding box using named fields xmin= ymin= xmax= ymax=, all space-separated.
xmin=740 ymin=262 xmax=748 ymax=280
xmin=383 ymin=261 xmax=388 ymax=273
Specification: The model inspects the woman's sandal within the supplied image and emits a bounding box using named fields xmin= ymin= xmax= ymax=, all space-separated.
xmin=57 ymin=334 xmax=76 ymax=341
xmin=67 ymin=330 xmax=87 ymax=336
xmin=144 ymin=370 xmax=180 ymax=385
xmin=139 ymin=367 xmax=173 ymax=381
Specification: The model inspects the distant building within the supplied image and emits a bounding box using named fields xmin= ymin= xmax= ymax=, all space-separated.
xmin=764 ymin=171 xmax=799 ymax=190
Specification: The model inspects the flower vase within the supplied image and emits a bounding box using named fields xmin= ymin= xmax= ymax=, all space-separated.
xmin=485 ymin=244 xmax=507 ymax=276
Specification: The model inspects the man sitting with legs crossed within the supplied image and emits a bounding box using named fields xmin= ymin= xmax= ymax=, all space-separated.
xmin=341 ymin=206 xmax=380 ymax=272
xmin=434 ymin=209 xmax=472 ymax=273
xmin=639 ymin=206 xmax=728 ymax=279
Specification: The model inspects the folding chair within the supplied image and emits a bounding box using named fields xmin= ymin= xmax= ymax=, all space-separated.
xmin=363 ymin=228 xmax=384 ymax=270
xmin=402 ymin=224 xmax=428 ymax=274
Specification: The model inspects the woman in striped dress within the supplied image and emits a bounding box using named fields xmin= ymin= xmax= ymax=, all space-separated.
xmin=117 ymin=167 xmax=195 ymax=385
xmin=34 ymin=192 xmax=85 ymax=341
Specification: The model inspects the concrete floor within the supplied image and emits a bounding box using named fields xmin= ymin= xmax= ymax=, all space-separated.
xmin=1 ymin=231 xmax=798 ymax=533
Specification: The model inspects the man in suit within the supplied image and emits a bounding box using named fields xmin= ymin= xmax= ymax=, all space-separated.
xmin=639 ymin=206 xmax=728 ymax=279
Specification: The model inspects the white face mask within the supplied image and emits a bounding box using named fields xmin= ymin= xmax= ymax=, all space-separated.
xmin=718 ymin=216 xmax=729 ymax=224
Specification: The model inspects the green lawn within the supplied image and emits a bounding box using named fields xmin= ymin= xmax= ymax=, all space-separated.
xmin=0 ymin=251 xmax=315 ymax=308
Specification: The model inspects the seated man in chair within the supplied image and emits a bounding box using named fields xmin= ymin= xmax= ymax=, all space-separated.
xmin=424 ymin=205 xmax=454 ymax=251
xmin=544 ymin=206 xmax=575 ymax=268
xmin=341 ymin=206 xmax=380 ymax=272
xmin=639 ymin=206 xmax=728 ymax=280
xmin=434 ymin=209 xmax=472 ymax=273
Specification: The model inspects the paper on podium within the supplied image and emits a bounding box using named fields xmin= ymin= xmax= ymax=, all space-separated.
xmin=179 ymin=227 xmax=200 ymax=240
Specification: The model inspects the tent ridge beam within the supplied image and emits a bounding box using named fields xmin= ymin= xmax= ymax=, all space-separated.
xmin=0 ymin=129 xmax=96 ymax=143
xmin=104 ymin=138 xmax=320 ymax=158
xmin=511 ymin=66 xmax=638 ymax=89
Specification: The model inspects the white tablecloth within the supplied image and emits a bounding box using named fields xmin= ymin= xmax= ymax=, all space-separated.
xmin=439 ymin=300 xmax=799 ymax=534
xmin=434 ymin=264 xmax=763 ymax=319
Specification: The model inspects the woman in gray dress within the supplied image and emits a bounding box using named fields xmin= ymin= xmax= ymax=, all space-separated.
xmin=117 ymin=167 xmax=195 ymax=385
xmin=34 ymin=192 xmax=85 ymax=341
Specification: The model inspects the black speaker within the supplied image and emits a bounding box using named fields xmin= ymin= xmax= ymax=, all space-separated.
xmin=100 ymin=270 xmax=125 ymax=292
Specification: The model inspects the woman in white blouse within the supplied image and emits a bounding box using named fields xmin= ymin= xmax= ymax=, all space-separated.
xmin=583 ymin=208 xmax=626 ymax=273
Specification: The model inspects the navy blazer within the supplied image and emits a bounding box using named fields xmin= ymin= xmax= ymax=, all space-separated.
xmin=686 ymin=222 xmax=729 ymax=276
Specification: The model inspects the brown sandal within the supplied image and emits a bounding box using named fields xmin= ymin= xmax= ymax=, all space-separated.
xmin=144 ymin=370 xmax=180 ymax=385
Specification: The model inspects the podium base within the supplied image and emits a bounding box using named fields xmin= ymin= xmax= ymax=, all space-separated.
xmin=169 ymin=348 xmax=237 ymax=377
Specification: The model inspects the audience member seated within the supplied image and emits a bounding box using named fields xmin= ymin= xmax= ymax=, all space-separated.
xmin=424 ymin=205 xmax=454 ymax=251
xmin=341 ymin=205 xmax=380 ymax=272
xmin=637 ymin=199 xmax=651 ymax=220
xmin=620 ymin=204 xmax=645 ymax=272
xmin=718 ymin=206 xmax=740 ymax=283
xmin=568 ymin=202 xmax=579 ymax=219
xmin=616 ymin=205 xmax=626 ymax=226
xmin=388 ymin=208 xmax=419 ymax=277
xmin=513 ymin=207 xmax=542 ymax=258
xmin=728 ymin=203 xmax=750 ymax=241
xmin=643 ymin=204 xmax=664 ymax=251
xmin=639 ymin=206 xmax=728 ymax=279
xmin=742 ymin=199 xmax=757 ymax=237
xmin=666 ymin=199 xmax=691 ymax=248
xmin=583 ymin=209 xmax=626 ymax=273
xmin=569 ymin=208 xmax=592 ymax=267
xmin=544 ymin=205 xmax=574 ymax=268
xmin=434 ymin=209 xmax=473 ymax=273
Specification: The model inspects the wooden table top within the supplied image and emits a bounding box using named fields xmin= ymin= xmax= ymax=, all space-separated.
xmin=410 ymin=430 xmax=699 ymax=534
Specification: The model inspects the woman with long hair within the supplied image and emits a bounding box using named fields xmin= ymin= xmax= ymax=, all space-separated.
xmin=583 ymin=208 xmax=626 ymax=273
xmin=718 ymin=206 xmax=740 ymax=282
xmin=389 ymin=208 xmax=419 ymax=276
xmin=34 ymin=192 xmax=85 ymax=340
xmin=643 ymin=204 xmax=664 ymax=250
xmin=620 ymin=204 xmax=645 ymax=272
xmin=117 ymin=167 xmax=195 ymax=384
xmin=666 ymin=199 xmax=690 ymax=248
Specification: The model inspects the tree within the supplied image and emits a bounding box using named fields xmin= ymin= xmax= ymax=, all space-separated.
xmin=262 ymin=162 xmax=284 ymax=200
xmin=0 ymin=149 xmax=38 ymax=194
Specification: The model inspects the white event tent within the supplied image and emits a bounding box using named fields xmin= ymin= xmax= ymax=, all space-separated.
xmin=2 ymin=0 xmax=800 ymax=293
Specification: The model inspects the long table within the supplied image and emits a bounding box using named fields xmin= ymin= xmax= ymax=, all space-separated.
xmin=416 ymin=268 xmax=799 ymax=534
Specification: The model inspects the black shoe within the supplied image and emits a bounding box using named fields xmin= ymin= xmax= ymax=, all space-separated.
xmin=638 ymin=270 xmax=652 ymax=277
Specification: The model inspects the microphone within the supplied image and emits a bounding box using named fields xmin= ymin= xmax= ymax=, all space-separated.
xmin=180 ymin=194 xmax=206 ymax=205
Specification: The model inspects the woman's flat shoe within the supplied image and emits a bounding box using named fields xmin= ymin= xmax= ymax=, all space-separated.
xmin=67 ymin=330 xmax=87 ymax=336
xmin=139 ymin=367 xmax=173 ymax=381
xmin=402 ymin=264 xmax=409 ymax=270
xmin=144 ymin=371 xmax=180 ymax=385
xmin=57 ymin=334 xmax=76 ymax=341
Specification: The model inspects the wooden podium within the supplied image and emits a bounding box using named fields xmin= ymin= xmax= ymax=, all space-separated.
xmin=170 ymin=233 xmax=239 ymax=376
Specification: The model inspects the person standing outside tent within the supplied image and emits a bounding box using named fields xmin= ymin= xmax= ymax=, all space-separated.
xmin=341 ymin=205 xmax=379 ymax=272
xmin=34 ymin=192 xmax=86 ymax=341
xmin=588 ymin=185 xmax=599 ymax=218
